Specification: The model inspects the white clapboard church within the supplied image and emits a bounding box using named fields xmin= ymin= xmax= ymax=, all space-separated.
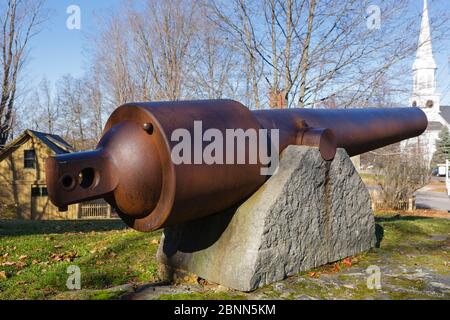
xmin=405 ymin=0 xmax=450 ymax=164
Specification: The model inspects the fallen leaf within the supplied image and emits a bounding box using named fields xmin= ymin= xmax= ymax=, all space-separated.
xmin=151 ymin=239 xmax=159 ymax=245
xmin=32 ymin=259 xmax=40 ymax=265
xmin=3 ymin=253 xmax=9 ymax=258
xmin=308 ymin=272 xmax=319 ymax=278
xmin=50 ymin=252 xmax=77 ymax=262
xmin=50 ymin=254 xmax=63 ymax=262
xmin=16 ymin=262 xmax=26 ymax=269
xmin=1 ymin=261 xmax=16 ymax=267
xmin=19 ymin=255 xmax=28 ymax=261
xmin=54 ymin=245 xmax=63 ymax=249
xmin=16 ymin=271 xmax=22 ymax=276
xmin=342 ymin=258 xmax=353 ymax=267
xmin=332 ymin=263 xmax=341 ymax=273
xmin=0 ymin=271 xmax=7 ymax=280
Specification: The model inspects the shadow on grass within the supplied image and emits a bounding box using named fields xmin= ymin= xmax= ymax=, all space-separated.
xmin=0 ymin=219 xmax=128 ymax=236
xmin=375 ymin=224 xmax=384 ymax=248
xmin=76 ymin=232 xmax=160 ymax=290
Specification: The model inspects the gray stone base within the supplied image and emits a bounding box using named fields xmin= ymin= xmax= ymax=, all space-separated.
xmin=157 ymin=146 xmax=376 ymax=292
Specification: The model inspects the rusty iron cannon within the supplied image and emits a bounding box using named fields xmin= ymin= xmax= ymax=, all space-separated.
xmin=45 ymin=100 xmax=427 ymax=232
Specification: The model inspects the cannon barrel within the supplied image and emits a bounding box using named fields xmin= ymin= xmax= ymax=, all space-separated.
xmin=45 ymin=100 xmax=427 ymax=232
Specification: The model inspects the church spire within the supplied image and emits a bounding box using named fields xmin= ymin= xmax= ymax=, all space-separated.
xmin=411 ymin=0 xmax=439 ymax=109
xmin=414 ymin=0 xmax=436 ymax=69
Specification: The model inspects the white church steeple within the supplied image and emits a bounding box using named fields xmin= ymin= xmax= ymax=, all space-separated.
xmin=411 ymin=0 xmax=440 ymax=112
xmin=405 ymin=0 xmax=448 ymax=165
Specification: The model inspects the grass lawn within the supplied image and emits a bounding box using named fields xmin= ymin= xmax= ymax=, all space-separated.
xmin=0 ymin=220 xmax=161 ymax=299
xmin=0 ymin=212 xmax=449 ymax=300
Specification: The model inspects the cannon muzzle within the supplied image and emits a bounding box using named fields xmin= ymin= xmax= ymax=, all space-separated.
xmin=46 ymin=100 xmax=427 ymax=231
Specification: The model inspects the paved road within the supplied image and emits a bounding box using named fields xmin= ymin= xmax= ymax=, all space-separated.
xmin=415 ymin=188 xmax=450 ymax=212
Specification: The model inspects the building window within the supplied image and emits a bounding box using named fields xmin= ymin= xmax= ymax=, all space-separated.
xmin=31 ymin=186 xmax=48 ymax=197
xmin=24 ymin=150 xmax=36 ymax=169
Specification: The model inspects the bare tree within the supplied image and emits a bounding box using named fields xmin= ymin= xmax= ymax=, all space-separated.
xmin=129 ymin=0 xmax=201 ymax=101
xmin=375 ymin=150 xmax=429 ymax=210
xmin=92 ymin=13 xmax=136 ymax=111
xmin=55 ymin=75 xmax=89 ymax=150
xmin=89 ymin=0 xmax=247 ymax=108
xmin=184 ymin=4 xmax=242 ymax=100
xmin=209 ymin=0 xmax=450 ymax=109
xmin=83 ymin=70 xmax=104 ymax=143
xmin=22 ymin=73 xmax=103 ymax=150
xmin=17 ymin=0 xmax=447 ymax=155
xmin=32 ymin=77 xmax=58 ymax=133
xmin=0 ymin=0 xmax=47 ymax=147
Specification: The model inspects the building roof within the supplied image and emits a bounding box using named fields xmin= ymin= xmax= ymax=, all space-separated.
xmin=439 ymin=105 xmax=450 ymax=124
xmin=0 ymin=130 xmax=74 ymax=163
xmin=428 ymin=121 xmax=444 ymax=131
xmin=27 ymin=130 xmax=74 ymax=154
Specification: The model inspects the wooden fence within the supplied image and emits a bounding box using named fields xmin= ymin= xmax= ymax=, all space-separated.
xmin=369 ymin=190 xmax=416 ymax=211
xmin=78 ymin=199 xmax=114 ymax=219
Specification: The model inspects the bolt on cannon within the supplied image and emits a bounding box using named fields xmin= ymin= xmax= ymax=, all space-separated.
xmin=45 ymin=100 xmax=427 ymax=232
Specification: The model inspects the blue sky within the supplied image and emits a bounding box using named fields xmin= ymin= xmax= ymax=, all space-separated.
xmin=27 ymin=0 xmax=450 ymax=105
xmin=27 ymin=0 xmax=122 ymax=84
